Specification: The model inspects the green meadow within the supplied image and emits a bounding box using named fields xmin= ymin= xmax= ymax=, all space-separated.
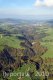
xmin=0 ymin=34 xmax=23 ymax=51
xmin=40 ymin=27 xmax=53 ymax=58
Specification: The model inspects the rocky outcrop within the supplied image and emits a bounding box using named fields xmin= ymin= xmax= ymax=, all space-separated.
xmin=0 ymin=46 xmax=24 ymax=70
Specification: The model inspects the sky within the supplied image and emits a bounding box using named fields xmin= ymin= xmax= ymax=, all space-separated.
xmin=0 ymin=0 xmax=53 ymax=19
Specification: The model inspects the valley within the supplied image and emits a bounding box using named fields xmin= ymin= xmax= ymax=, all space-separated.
xmin=0 ymin=19 xmax=53 ymax=80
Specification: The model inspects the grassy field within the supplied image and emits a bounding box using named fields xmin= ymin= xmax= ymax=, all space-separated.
xmin=40 ymin=27 xmax=53 ymax=58
xmin=0 ymin=34 xmax=24 ymax=51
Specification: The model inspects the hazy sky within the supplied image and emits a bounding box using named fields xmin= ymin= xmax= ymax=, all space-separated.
xmin=0 ymin=0 xmax=53 ymax=19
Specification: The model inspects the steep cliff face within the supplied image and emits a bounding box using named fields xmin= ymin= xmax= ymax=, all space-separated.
xmin=23 ymin=48 xmax=36 ymax=58
xmin=21 ymin=40 xmax=47 ymax=58
xmin=0 ymin=46 xmax=24 ymax=69
xmin=1 ymin=49 xmax=15 ymax=63
xmin=32 ymin=41 xmax=47 ymax=55
xmin=3 ymin=46 xmax=24 ymax=59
